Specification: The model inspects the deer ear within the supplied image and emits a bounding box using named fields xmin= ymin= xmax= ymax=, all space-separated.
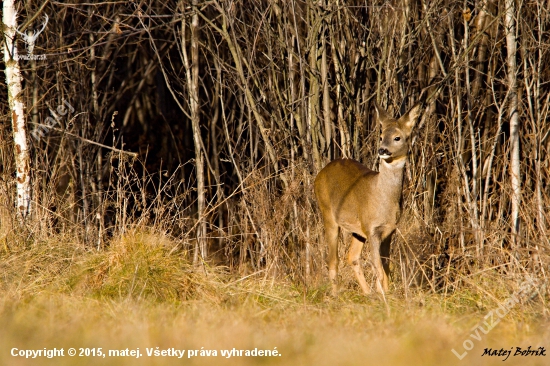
xmin=399 ymin=103 xmax=421 ymax=133
xmin=374 ymin=102 xmax=392 ymax=126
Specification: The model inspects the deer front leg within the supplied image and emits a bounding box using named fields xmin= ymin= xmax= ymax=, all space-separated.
xmin=380 ymin=231 xmax=393 ymax=290
xmin=368 ymin=229 xmax=389 ymax=294
xmin=348 ymin=233 xmax=371 ymax=294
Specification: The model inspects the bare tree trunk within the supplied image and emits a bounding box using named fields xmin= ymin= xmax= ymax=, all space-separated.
xmin=3 ymin=0 xmax=31 ymax=220
xmin=321 ymin=27 xmax=332 ymax=161
xmin=182 ymin=0 xmax=207 ymax=263
xmin=505 ymin=0 xmax=521 ymax=247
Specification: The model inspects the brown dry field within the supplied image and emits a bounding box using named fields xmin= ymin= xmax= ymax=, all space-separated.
xmin=0 ymin=230 xmax=548 ymax=366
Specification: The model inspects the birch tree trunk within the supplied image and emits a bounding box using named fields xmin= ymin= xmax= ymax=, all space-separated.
xmin=3 ymin=0 xmax=31 ymax=220
xmin=505 ymin=0 xmax=521 ymax=247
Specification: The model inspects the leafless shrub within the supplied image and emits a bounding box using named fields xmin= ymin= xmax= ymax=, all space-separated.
xmin=1 ymin=0 xmax=549 ymax=295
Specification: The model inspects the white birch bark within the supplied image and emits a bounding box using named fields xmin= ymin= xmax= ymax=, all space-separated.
xmin=3 ymin=0 xmax=31 ymax=220
xmin=505 ymin=0 xmax=521 ymax=246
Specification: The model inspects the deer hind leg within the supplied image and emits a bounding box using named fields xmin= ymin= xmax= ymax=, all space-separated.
xmin=347 ymin=233 xmax=371 ymax=294
xmin=323 ymin=219 xmax=340 ymax=296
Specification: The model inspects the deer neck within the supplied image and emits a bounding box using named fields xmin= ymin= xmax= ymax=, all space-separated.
xmin=377 ymin=158 xmax=407 ymax=203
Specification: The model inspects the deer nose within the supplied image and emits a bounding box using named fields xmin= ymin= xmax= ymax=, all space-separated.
xmin=378 ymin=148 xmax=391 ymax=156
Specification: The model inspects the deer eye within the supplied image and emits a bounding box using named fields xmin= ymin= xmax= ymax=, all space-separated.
xmin=394 ymin=137 xmax=401 ymax=141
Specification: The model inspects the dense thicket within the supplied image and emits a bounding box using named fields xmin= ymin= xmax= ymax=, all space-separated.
xmin=1 ymin=0 xmax=549 ymax=289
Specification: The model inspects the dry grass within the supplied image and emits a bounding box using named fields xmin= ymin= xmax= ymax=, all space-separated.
xmin=0 ymin=228 xmax=548 ymax=366
xmin=2 ymin=1 xmax=549 ymax=362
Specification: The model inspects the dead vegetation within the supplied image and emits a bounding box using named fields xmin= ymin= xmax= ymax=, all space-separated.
xmin=1 ymin=1 xmax=550 ymax=364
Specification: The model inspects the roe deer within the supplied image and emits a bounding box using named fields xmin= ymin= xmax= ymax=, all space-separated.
xmin=314 ymin=102 xmax=421 ymax=295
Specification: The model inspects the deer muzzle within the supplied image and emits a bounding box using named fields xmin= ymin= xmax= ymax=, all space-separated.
xmin=378 ymin=148 xmax=391 ymax=158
